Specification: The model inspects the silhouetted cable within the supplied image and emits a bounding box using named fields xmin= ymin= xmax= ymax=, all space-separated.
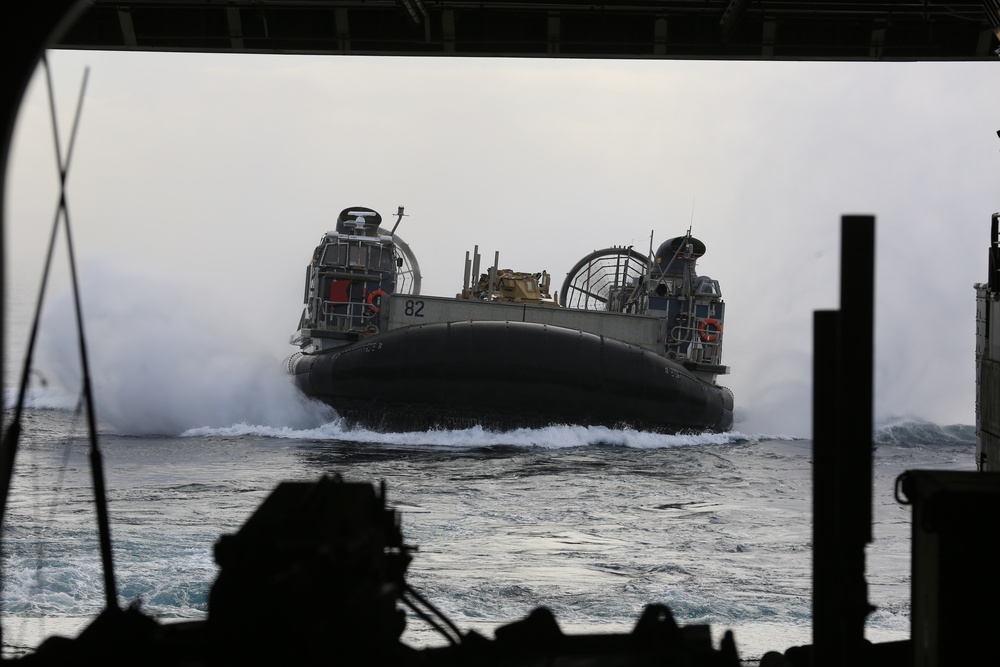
xmin=0 ymin=54 xmax=119 ymax=613
xmin=404 ymin=584 xmax=463 ymax=645
xmin=400 ymin=594 xmax=458 ymax=646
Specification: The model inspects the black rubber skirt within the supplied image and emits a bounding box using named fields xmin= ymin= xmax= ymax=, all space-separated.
xmin=288 ymin=320 xmax=733 ymax=433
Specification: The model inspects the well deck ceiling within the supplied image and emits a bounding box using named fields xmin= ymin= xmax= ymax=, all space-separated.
xmin=55 ymin=1 xmax=1000 ymax=61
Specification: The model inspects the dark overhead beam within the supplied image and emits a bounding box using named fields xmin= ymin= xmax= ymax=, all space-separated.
xmin=720 ymin=0 xmax=750 ymax=43
xmin=226 ymin=6 xmax=244 ymax=51
xmin=442 ymin=7 xmax=455 ymax=53
xmin=761 ymin=19 xmax=776 ymax=59
xmin=335 ymin=7 xmax=349 ymax=52
xmin=51 ymin=1 xmax=1000 ymax=61
xmin=117 ymin=7 xmax=137 ymax=47
xmin=548 ymin=13 xmax=560 ymax=55
xmin=979 ymin=27 xmax=996 ymax=56
xmin=653 ymin=16 xmax=667 ymax=56
xmin=870 ymin=24 xmax=886 ymax=60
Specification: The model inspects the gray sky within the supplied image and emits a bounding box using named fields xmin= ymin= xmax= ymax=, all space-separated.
xmin=5 ymin=50 xmax=998 ymax=436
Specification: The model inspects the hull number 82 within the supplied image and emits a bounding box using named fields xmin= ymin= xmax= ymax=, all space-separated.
xmin=403 ymin=300 xmax=425 ymax=317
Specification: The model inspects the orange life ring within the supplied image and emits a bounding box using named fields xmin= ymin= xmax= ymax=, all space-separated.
xmin=366 ymin=289 xmax=389 ymax=313
xmin=699 ymin=318 xmax=721 ymax=342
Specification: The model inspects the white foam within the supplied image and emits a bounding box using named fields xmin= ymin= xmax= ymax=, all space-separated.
xmin=181 ymin=420 xmax=776 ymax=449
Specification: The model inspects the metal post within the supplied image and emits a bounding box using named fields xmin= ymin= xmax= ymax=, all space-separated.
xmin=812 ymin=215 xmax=875 ymax=666
xmin=812 ymin=309 xmax=842 ymax=664
xmin=487 ymin=251 xmax=499 ymax=298
xmin=471 ymin=245 xmax=481 ymax=287
xmin=463 ymin=251 xmax=471 ymax=292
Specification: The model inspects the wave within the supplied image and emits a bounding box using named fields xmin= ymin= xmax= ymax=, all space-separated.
xmin=181 ymin=418 xmax=977 ymax=449
xmin=874 ymin=419 xmax=975 ymax=447
xmin=180 ymin=419 xmax=771 ymax=450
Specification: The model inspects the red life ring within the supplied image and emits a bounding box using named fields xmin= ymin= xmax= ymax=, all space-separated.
xmin=366 ymin=289 xmax=389 ymax=313
xmin=699 ymin=318 xmax=722 ymax=342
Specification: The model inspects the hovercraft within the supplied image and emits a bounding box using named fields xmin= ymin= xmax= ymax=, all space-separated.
xmin=286 ymin=206 xmax=733 ymax=432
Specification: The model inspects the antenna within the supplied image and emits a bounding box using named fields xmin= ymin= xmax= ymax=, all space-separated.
xmin=689 ymin=196 xmax=696 ymax=233
xmin=647 ymin=230 xmax=655 ymax=283
xmin=390 ymin=206 xmax=406 ymax=235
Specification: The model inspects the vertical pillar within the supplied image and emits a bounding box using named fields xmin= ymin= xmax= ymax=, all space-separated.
xmin=812 ymin=309 xmax=841 ymax=663
xmin=812 ymin=215 xmax=875 ymax=665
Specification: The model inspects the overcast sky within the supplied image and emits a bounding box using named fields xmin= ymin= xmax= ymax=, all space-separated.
xmin=5 ymin=50 xmax=999 ymax=436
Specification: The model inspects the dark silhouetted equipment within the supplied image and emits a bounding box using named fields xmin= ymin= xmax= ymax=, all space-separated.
xmin=897 ymin=470 xmax=1000 ymax=667
xmin=207 ymin=476 xmax=743 ymax=666
xmin=209 ymin=476 xmax=412 ymax=665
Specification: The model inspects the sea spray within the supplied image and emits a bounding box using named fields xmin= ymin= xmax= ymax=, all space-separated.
xmin=34 ymin=255 xmax=334 ymax=436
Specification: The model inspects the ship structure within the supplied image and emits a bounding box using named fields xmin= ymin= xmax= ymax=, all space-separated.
xmin=286 ymin=206 xmax=734 ymax=433
xmin=975 ymin=212 xmax=1000 ymax=472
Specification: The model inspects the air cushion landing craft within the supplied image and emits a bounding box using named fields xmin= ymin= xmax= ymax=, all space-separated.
xmin=286 ymin=206 xmax=734 ymax=432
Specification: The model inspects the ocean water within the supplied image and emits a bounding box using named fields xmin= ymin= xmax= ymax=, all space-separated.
xmin=0 ymin=388 xmax=976 ymax=662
